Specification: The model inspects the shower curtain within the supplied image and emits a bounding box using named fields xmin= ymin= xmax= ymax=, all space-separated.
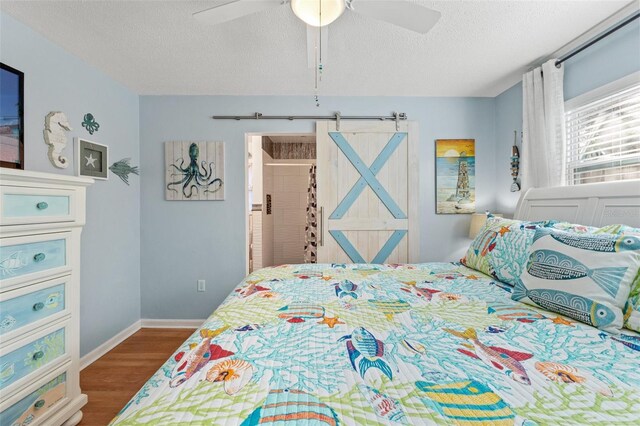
xmin=304 ymin=165 xmax=317 ymax=263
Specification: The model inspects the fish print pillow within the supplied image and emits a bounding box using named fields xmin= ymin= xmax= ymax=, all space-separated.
xmin=598 ymin=225 xmax=640 ymax=332
xmin=461 ymin=216 xmax=548 ymax=286
xmin=513 ymin=227 xmax=640 ymax=332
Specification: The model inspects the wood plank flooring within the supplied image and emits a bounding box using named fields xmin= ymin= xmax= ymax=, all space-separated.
xmin=79 ymin=328 xmax=195 ymax=426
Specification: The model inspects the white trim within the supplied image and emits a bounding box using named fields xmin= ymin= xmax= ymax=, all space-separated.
xmin=80 ymin=320 xmax=141 ymax=370
xmin=565 ymin=71 xmax=640 ymax=109
xmin=0 ymin=168 xmax=93 ymax=187
xmin=140 ymin=319 xmax=204 ymax=328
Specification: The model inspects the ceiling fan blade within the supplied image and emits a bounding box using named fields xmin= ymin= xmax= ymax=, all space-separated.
xmin=193 ymin=0 xmax=284 ymax=25
xmin=350 ymin=0 xmax=441 ymax=34
xmin=307 ymin=25 xmax=329 ymax=69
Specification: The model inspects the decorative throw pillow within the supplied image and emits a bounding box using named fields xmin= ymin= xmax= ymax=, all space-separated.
xmin=546 ymin=221 xmax=598 ymax=234
xmin=596 ymin=225 xmax=640 ymax=332
xmin=513 ymin=228 xmax=640 ymax=332
xmin=461 ymin=216 xmax=548 ymax=286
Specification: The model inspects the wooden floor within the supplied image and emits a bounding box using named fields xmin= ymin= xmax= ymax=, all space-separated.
xmin=79 ymin=328 xmax=195 ymax=426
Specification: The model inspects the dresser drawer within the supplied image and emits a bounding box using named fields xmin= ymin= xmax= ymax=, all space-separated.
xmin=0 ymin=277 xmax=68 ymax=342
xmin=0 ymin=233 xmax=71 ymax=291
xmin=0 ymin=186 xmax=76 ymax=226
xmin=0 ymin=322 xmax=68 ymax=393
xmin=0 ymin=370 xmax=67 ymax=426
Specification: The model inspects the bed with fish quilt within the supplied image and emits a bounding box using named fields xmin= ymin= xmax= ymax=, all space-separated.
xmin=110 ymin=263 xmax=640 ymax=426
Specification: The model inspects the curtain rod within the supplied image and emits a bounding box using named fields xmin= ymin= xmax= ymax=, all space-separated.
xmin=212 ymin=112 xmax=406 ymax=121
xmin=212 ymin=112 xmax=407 ymax=130
xmin=555 ymin=10 xmax=639 ymax=68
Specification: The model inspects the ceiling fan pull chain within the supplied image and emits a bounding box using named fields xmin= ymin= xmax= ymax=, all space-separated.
xmin=315 ymin=0 xmax=323 ymax=107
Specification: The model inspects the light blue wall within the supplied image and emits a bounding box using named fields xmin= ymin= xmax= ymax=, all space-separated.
xmin=494 ymin=18 xmax=640 ymax=215
xmin=564 ymin=19 xmax=640 ymax=101
xmin=0 ymin=13 xmax=141 ymax=356
xmin=495 ymin=83 xmax=523 ymax=214
xmin=140 ymin=96 xmax=496 ymax=319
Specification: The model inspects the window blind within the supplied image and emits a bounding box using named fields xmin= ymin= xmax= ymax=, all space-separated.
xmin=566 ymin=82 xmax=640 ymax=185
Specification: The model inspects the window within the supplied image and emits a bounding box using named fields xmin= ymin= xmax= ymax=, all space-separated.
xmin=565 ymin=75 xmax=640 ymax=185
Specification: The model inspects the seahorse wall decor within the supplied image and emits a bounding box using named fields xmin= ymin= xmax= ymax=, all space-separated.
xmin=43 ymin=111 xmax=72 ymax=169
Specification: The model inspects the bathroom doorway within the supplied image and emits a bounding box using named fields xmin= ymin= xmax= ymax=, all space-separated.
xmin=246 ymin=134 xmax=317 ymax=273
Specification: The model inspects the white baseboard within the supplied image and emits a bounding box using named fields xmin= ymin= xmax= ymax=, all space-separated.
xmin=80 ymin=320 xmax=141 ymax=370
xmin=140 ymin=319 xmax=204 ymax=328
xmin=80 ymin=319 xmax=203 ymax=370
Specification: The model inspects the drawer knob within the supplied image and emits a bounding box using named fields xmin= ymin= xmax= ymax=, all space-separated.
xmin=33 ymin=302 xmax=45 ymax=311
xmin=34 ymin=399 xmax=45 ymax=409
xmin=33 ymin=253 xmax=46 ymax=262
xmin=36 ymin=202 xmax=49 ymax=210
xmin=33 ymin=350 xmax=44 ymax=360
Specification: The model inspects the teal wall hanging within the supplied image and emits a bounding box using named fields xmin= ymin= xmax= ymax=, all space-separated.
xmin=510 ymin=130 xmax=521 ymax=192
xmin=110 ymin=158 xmax=139 ymax=185
xmin=81 ymin=113 xmax=100 ymax=135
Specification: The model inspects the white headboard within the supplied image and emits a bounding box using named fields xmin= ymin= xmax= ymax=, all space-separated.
xmin=514 ymin=180 xmax=640 ymax=228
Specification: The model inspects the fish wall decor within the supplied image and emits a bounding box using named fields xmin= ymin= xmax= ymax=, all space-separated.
xmin=110 ymin=158 xmax=139 ymax=185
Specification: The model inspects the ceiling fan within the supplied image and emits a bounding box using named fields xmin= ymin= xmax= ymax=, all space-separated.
xmin=194 ymin=0 xmax=441 ymax=67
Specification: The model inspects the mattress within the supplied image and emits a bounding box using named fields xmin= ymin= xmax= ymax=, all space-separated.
xmin=111 ymin=263 xmax=640 ymax=425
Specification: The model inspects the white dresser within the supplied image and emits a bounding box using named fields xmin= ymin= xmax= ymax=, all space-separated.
xmin=0 ymin=169 xmax=92 ymax=426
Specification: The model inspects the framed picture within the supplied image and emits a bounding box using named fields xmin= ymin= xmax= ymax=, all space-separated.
xmin=76 ymin=138 xmax=108 ymax=179
xmin=0 ymin=63 xmax=24 ymax=169
xmin=435 ymin=139 xmax=476 ymax=214
xmin=165 ymin=141 xmax=224 ymax=200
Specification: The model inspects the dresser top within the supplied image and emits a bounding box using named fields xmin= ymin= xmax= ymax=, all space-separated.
xmin=0 ymin=169 xmax=94 ymax=187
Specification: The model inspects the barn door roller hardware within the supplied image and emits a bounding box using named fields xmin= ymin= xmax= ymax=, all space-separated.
xmin=211 ymin=112 xmax=408 ymax=130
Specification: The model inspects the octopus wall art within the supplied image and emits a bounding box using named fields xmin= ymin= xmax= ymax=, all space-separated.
xmin=165 ymin=141 xmax=225 ymax=200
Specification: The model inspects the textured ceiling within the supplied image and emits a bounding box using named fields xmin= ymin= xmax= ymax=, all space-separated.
xmin=0 ymin=1 xmax=632 ymax=96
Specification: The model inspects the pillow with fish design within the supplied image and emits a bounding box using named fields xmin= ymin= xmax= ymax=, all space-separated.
xmin=513 ymin=227 xmax=640 ymax=333
xmin=461 ymin=216 xmax=548 ymax=286
xmin=596 ymin=225 xmax=640 ymax=332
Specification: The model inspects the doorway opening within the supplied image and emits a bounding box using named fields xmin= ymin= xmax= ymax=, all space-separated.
xmin=246 ymin=133 xmax=317 ymax=273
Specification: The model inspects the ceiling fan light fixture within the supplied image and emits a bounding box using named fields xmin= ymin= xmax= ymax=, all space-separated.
xmin=291 ymin=0 xmax=345 ymax=27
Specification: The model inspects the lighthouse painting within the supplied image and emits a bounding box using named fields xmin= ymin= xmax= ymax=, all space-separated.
xmin=436 ymin=139 xmax=476 ymax=214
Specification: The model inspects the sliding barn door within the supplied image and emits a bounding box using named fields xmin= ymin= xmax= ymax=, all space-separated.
xmin=316 ymin=121 xmax=419 ymax=264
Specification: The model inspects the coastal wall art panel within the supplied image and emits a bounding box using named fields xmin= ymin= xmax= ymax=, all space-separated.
xmin=436 ymin=139 xmax=475 ymax=214
xmin=165 ymin=141 xmax=224 ymax=201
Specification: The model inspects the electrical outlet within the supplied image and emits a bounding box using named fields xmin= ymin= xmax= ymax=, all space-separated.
xmin=197 ymin=280 xmax=206 ymax=292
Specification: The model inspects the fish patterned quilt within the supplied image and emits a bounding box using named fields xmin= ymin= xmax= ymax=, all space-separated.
xmin=110 ymin=263 xmax=640 ymax=425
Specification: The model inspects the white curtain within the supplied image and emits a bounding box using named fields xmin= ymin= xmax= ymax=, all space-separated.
xmin=522 ymin=58 xmax=567 ymax=190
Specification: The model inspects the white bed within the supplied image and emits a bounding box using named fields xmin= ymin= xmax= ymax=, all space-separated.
xmin=515 ymin=179 xmax=640 ymax=227
xmin=108 ymin=179 xmax=640 ymax=426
